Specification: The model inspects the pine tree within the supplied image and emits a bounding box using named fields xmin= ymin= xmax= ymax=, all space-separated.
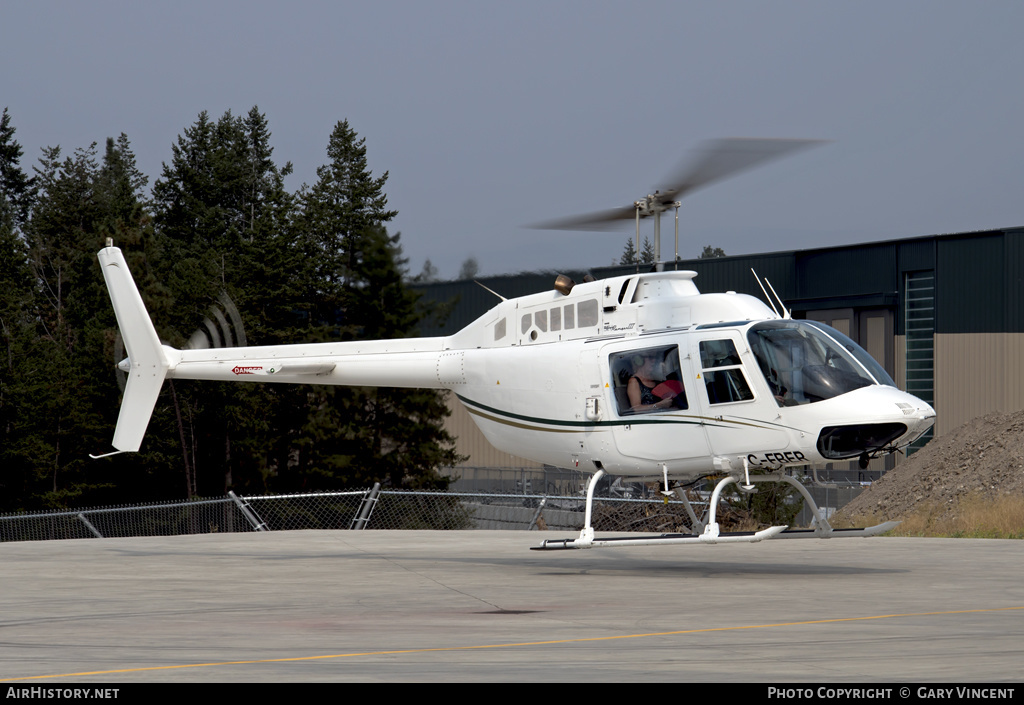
xmin=0 ymin=127 xmax=174 ymax=510
xmin=416 ymin=258 xmax=439 ymax=283
xmin=0 ymin=211 xmax=33 ymax=510
xmin=290 ymin=121 xmax=460 ymax=489
xmin=152 ymin=108 xmax=300 ymax=496
xmin=21 ymin=143 xmax=122 ymax=506
xmin=0 ymin=108 xmax=35 ymax=226
xmin=619 ymin=237 xmax=638 ymax=265
xmin=0 ymin=109 xmax=37 ymax=509
xmin=640 ymin=236 xmax=656 ymax=264
xmin=619 ymin=236 xmax=655 ymax=265
xmin=299 ymin=120 xmax=397 ymax=303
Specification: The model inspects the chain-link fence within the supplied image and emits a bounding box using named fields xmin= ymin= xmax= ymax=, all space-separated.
xmin=0 ymin=488 xmax=711 ymax=543
xmin=0 ymin=466 xmax=865 ymax=543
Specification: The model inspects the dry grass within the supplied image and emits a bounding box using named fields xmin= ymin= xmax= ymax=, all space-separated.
xmin=835 ymin=493 xmax=1024 ymax=539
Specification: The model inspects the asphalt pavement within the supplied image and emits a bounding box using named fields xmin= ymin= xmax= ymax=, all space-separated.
xmin=1 ymin=530 xmax=1022 ymax=682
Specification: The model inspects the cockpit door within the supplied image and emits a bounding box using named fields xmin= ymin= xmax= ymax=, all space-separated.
xmin=690 ymin=330 xmax=787 ymax=457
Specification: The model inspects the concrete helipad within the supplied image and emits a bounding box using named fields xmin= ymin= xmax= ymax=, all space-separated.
xmin=1 ymin=530 xmax=1022 ymax=682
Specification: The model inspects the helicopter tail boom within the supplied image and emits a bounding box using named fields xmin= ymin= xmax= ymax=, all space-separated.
xmin=95 ymin=245 xmax=453 ymax=455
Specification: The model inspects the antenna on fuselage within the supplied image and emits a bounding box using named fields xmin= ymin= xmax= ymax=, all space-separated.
xmin=751 ymin=268 xmax=781 ymax=318
xmin=764 ymin=277 xmax=790 ymax=320
xmin=474 ymin=280 xmax=507 ymax=302
xmin=753 ymin=268 xmax=790 ymax=321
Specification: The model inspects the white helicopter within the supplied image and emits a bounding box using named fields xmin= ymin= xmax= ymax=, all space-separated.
xmin=95 ymin=139 xmax=935 ymax=550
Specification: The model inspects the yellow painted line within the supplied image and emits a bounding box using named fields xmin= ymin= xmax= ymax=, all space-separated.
xmin=3 ymin=605 xmax=1023 ymax=682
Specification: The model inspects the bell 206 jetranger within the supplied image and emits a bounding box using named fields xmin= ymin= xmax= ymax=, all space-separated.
xmin=94 ymin=138 xmax=934 ymax=549
xmin=95 ymin=244 xmax=933 ymax=550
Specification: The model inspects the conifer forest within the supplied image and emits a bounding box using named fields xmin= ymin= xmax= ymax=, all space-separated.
xmin=0 ymin=107 xmax=462 ymax=511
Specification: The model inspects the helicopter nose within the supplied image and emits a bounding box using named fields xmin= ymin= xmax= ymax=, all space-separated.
xmin=898 ymin=397 xmax=936 ymax=443
xmin=814 ymin=387 xmax=936 ymax=460
xmin=817 ymin=422 xmax=910 ymax=460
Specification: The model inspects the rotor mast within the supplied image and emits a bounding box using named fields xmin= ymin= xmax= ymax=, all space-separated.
xmin=633 ymin=192 xmax=682 ymax=267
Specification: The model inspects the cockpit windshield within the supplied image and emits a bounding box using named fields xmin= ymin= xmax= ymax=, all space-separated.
xmin=746 ymin=321 xmax=878 ymax=406
xmin=804 ymin=320 xmax=896 ymax=387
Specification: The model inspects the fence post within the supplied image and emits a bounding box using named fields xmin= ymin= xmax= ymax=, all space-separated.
xmin=229 ymin=491 xmax=268 ymax=531
xmin=350 ymin=483 xmax=381 ymax=530
xmin=77 ymin=513 xmax=103 ymax=539
xmin=528 ymin=497 xmax=547 ymax=530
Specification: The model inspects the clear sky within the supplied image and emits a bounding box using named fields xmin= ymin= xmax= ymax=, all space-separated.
xmin=2 ymin=1 xmax=1022 ymax=278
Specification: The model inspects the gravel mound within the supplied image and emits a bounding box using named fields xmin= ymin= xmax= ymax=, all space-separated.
xmin=836 ymin=409 xmax=1024 ymax=522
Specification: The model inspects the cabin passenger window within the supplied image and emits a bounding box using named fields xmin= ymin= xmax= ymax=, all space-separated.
xmin=617 ymin=279 xmax=632 ymax=304
xmin=535 ymin=310 xmax=547 ymax=332
xmin=699 ymin=339 xmax=754 ymax=404
xmin=521 ymin=313 xmax=531 ymax=335
xmin=494 ymin=318 xmax=506 ymax=341
xmin=578 ymin=299 xmax=599 ymax=328
xmin=609 ymin=345 xmax=687 ymax=415
xmin=563 ymin=304 xmax=575 ymax=329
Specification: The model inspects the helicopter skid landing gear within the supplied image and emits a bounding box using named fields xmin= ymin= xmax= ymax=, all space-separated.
xmin=530 ymin=467 xmax=900 ymax=551
xmin=693 ymin=471 xmax=901 ymax=542
xmin=725 ymin=472 xmax=902 ymax=539
xmin=532 ymin=467 xmax=788 ymax=550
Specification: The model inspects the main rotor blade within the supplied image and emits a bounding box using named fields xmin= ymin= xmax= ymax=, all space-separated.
xmin=658 ymin=138 xmax=826 ymax=203
xmin=528 ymin=206 xmax=639 ymax=231
xmin=529 ymin=138 xmax=825 ymax=231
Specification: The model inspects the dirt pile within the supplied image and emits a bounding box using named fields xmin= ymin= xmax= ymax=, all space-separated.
xmin=836 ymin=409 xmax=1024 ymax=523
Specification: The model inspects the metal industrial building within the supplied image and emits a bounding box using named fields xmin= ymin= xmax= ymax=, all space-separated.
xmin=416 ymin=226 xmax=1024 ymax=481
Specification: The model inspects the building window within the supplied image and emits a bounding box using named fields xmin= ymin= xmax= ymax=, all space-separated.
xmin=905 ymin=270 xmax=935 ymax=452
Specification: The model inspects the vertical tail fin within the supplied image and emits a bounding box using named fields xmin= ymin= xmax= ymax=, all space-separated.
xmin=95 ymin=246 xmax=171 ymax=454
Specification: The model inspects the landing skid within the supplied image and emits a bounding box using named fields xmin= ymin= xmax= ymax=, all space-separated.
xmin=531 ymin=523 xmax=900 ymax=550
xmin=531 ymin=468 xmax=899 ymax=551
xmin=532 ymin=526 xmax=786 ymax=550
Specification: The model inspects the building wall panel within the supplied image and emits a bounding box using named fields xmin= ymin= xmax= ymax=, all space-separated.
xmin=796 ymin=244 xmax=897 ymax=300
xmin=1004 ymin=229 xmax=1024 ymax=331
xmin=689 ymin=253 xmax=796 ymax=301
xmin=936 ymin=234 xmax=1004 ymax=333
xmin=933 ymin=333 xmax=1024 ymax=434
xmin=898 ymin=238 xmax=936 ymax=274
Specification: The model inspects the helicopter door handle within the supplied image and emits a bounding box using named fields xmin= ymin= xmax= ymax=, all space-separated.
xmin=585 ymin=396 xmax=602 ymax=421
